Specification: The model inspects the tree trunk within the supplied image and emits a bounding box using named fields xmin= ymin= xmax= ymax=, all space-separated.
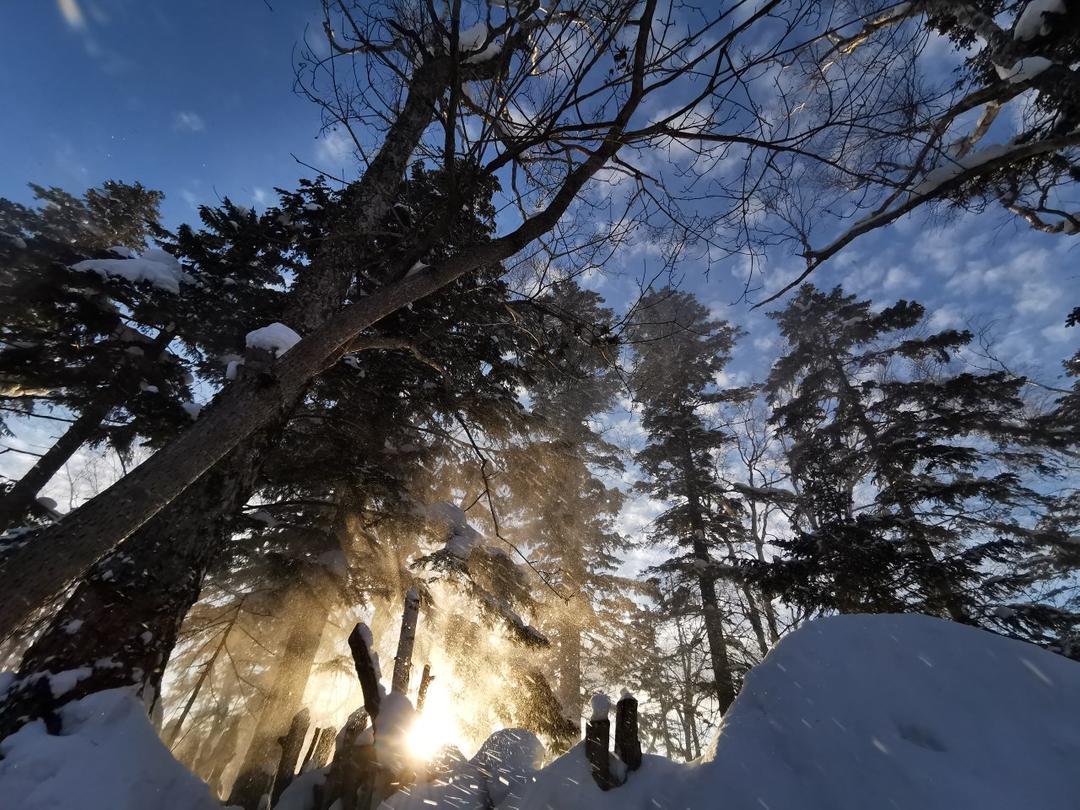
xmin=0 ymin=41 xmax=636 ymax=640
xmin=391 ymin=588 xmax=420 ymax=695
xmin=679 ymin=432 xmax=736 ymax=713
xmin=167 ymin=605 xmax=239 ymax=746
xmin=0 ymin=54 xmax=451 ymax=640
xmin=271 ymin=707 xmax=311 ymax=805
xmin=0 ymin=392 xmax=112 ymax=533
xmin=229 ymin=599 xmax=328 ymax=810
xmin=0 ymin=327 xmax=175 ymax=533
xmin=555 ymin=615 xmax=583 ymax=721
xmin=0 ymin=441 xmax=262 ymax=740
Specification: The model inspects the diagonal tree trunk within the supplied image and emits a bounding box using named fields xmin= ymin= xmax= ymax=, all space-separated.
xmin=0 ymin=26 xmax=645 ymax=640
xmin=0 ymin=328 xmax=174 ymax=534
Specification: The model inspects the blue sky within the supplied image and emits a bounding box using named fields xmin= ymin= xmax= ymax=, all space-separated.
xmin=0 ymin=0 xmax=340 ymax=226
xmin=2 ymin=0 xmax=1078 ymax=515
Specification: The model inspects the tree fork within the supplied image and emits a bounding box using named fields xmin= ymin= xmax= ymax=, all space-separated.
xmin=0 ymin=0 xmax=656 ymax=642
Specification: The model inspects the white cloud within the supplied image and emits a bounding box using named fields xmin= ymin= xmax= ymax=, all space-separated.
xmin=315 ymin=128 xmax=353 ymax=164
xmin=57 ymin=0 xmax=85 ymax=29
xmin=252 ymin=187 xmax=269 ymax=206
xmin=928 ymin=304 xmax=963 ymax=331
xmin=1041 ymin=322 xmax=1072 ymax=343
xmin=174 ymin=111 xmax=206 ymax=133
xmin=883 ymin=265 xmax=920 ymax=292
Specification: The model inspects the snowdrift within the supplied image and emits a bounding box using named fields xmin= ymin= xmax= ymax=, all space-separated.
xmin=508 ymin=613 xmax=1080 ymax=810
xmin=3 ymin=614 xmax=1079 ymax=810
xmin=0 ymin=688 xmax=221 ymax=810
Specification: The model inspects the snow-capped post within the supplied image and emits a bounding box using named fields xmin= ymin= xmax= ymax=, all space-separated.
xmin=392 ymin=588 xmax=420 ymax=695
xmin=614 ymin=691 xmax=642 ymax=772
xmin=416 ymin=663 xmax=434 ymax=711
xmin=271 ymin=707 xmax=310 ymax=804
xmin=347 ymin=623 xmax=382 ymax=720
xmin=585 ymin=693 xmax=618 ymax=790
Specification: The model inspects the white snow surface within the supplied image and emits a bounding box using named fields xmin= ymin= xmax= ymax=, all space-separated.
xmin=590 ymin=692 xmax=611 ymax=720
xmin=510 ymin=614 xmax=1080 ymax=810
xmin=995 ymin=55 xmax=1053 ymax=83
xmin=1014 ymin=0 xmax=1065 ymax=39
xmin=0 ymin=688 xmax=221 ymax=810
xmin=382 ymin=728 xmax=545 ymax=810
xmin=245 ymin=322 xmax=302 ymax=357
xmin=71 ymin=248 xmax=188 ymax=294
xmin=423 ymin=502 xmax=484 ymax=559
xmin=5 ymin=615 xmax=1078 ymax=810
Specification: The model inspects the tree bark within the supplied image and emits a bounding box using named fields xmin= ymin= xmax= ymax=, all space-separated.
xmin=0 ymin=392 xmax=112 ymax=533
xmin=0 ymin=441 xmax=261 ymax=740
xmin=392 ymin=588 xmax=420 ymax=695
xmin=679 ymin=430 xmax=736 ymax=713
xmin=229 ymin=598 xmax=328 ymax=810
xmin=0 ymin=327 xmax=175 ymax=533
xmin=0 ymin=31 xmax=643 ymax=640
xmin=271 ymin=707 xmax=311 ymax=805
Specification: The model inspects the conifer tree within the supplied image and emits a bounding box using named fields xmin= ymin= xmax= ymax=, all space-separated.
xmin=758 ymin=285 xmax=1079 ymax=646
xmin=0 ymin=182 xmax=195 ymax=530
xmin=627 ymin=288 xmax=741 ymax=712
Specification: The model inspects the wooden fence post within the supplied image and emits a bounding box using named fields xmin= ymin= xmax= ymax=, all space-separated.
xmin=585 ymin=693 xmax=618 ymax=790
xmin=614 ymin=692 xmax=642 ymax=772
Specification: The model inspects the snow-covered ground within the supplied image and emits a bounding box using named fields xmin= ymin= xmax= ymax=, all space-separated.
xmin=508 ymin=614 xmax=1080 ymax=810
xmin=3 ymin=614 xmax=1079 ymax=809
xmin=0 ymin=689 xmax=221 ymax=810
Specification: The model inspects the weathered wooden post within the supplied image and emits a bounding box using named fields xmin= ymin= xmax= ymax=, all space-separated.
xmin=614 ymin=691 xmax=642 ymax=772
xmin=347 ymin=624 xmax=382 ymax=720
xmin=271 ymin=707 xmax=311 ymax=804
xmin=301 ymin=726 xmax=336 ymax=773
xmin=392 ymin=588 xmax=420 ymax=694
xmin=416 ymin=664 xmax=434 ymax=711
xmin=585 ymin=693 xmax=619 ymax=791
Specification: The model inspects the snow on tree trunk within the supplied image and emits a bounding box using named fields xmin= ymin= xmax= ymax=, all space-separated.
xmin=392 ymin=589 xmax=420 ymax=695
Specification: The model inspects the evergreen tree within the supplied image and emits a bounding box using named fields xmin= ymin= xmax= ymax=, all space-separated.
xmin=0 ymin=182 xmax=195 ymax=530
xmin=627 ymin=288 xmax=742 ymax=713
xmin=758 ymin=285 xmax=1079 ymax=647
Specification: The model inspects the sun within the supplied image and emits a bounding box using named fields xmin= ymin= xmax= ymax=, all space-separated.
xmin=406 ymin=681 xmax=466 ymax=761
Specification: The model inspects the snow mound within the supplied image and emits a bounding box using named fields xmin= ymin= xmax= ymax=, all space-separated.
xmin=509 ymin=614 xmax=1080 ymax=810
xmin=382 ymin=728 xmax=544 ymax=810
xmin=0 ymin=688 xmax=221 ymax=810
xmin=245 ymin=322 xmax=302 ymax=357
xmin=71 ymin=248 xmax=188 ymax=294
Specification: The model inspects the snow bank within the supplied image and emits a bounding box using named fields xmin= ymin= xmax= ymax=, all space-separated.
xmin=71 ymin=248 xmax=188 ymax=294
xmin=0 ymin=688 xmax=221 ymax=810
xmin=509 ymin=614 xmax=1080 ymax=810
xmin=382 ymin=728 xmax=544 ymax=810
xmin=245 ymin=322 xmax=302 ymax=357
